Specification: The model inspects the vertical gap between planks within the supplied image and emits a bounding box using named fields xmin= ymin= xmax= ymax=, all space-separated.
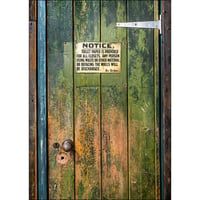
xmin=159 ymin=0 xmax=164 ymax=199
xmin=72 ymin=0 xmax=76 ymax=199
xmin=159 ymin=33 xmax=164 ymax=200
xmin=35 ymin=1 xmax=38 ymax=197
xmin=35 ymin=1 xmax=38 ymax=198
xmin=45 ymin=1 xmax=49 ymax=198
xmin=34 ymin=26 xmax=38 ymax=200
xmin=99 ymin=0 xmax=102 ymax=199
xmin=127 ymin=1 xmax=131 ymax=198
xmin=126 ymin=0 xmax=130 ymax=199
xmin=34 ymin=1 xmax=38 ymax=199
xmin=153 ymin=1 xmax=157 ymax=198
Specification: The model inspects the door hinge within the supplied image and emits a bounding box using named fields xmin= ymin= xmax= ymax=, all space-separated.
xmin=116 ymin=14 xmax=162 ymax=34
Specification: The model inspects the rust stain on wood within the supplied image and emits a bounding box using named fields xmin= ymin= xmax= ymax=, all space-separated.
xmin=74 ymin=1 xmax=101 ymax=199
xmin=56 ymin=153 xmax=69 ymax=165
xmin=101 ymin=1 xmax=128 ymax=199
xmin=47 ymin=1 xmax=74 ymax=199
xmin=102 ymin=107 xmax=128 ymax=198
xmin=74 ymin=88 xmax=101 ymax=199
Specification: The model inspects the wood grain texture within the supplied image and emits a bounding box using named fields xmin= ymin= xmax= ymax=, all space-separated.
xmin=74 ymin=1 xmax=101 ymax=199
xmin=29 ymin=21 xmax=37 ymax=200
xmin=47 ymin=1 xmax=74 ymax=199
xmin=127 ymin=1 xmax=158 ymax=199
xmin=29 ymin=0 xmax=36 ymax=21
xmin=37 ymin=1 xmax=48 ymax=199
xmin=101 ymin=1 xmax=128 ymax=199
xmin=162 ymin=0 xmax=171 ymax=199
xmin=44 ymin=1 xmax=163 ymax=199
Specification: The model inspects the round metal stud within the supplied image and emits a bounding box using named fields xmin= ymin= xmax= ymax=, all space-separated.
xmin=62 ymin=139 xmax=74 ymax=152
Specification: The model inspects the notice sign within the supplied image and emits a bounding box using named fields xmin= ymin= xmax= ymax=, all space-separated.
xmin=76 ymin=42 xmax=121 ymax=73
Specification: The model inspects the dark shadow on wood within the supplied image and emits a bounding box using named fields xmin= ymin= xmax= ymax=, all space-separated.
xmin=162 ymin=0 xmax=171 ymax=199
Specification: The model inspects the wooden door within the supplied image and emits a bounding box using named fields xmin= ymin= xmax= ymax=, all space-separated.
xmin=46 ymin=0 xmax=160 ymax=199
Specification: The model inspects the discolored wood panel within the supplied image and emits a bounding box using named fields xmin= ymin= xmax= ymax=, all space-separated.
xmin=43 ymin=1 xmax=163 ymax=199
xmin=47 ymin=1 xmax=74 ymax=199
xmin=154 ymin=1 xmax=161 ymax=199
xmin=162 ymin=0 xmax=171 ymax=199
xmin=74 ymin=1 xmax=101 ymax=199
xmin=29 ymin=0 xmax=36 ymax=21
xmin=101 ymin=1 xmax=128 ymax=199
xmin=127 ymin=1 xmax=159 ymax=199
xmin=29 ymin=21 xmax=37 ymax=200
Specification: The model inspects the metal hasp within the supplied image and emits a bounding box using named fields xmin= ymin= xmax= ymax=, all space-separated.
xmin=116 ymin=14 xmax=162 ymax=34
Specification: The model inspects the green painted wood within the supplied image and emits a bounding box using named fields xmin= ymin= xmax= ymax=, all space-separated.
xmin=29 ymin=21 xmax=37 ymax=200
xmin=47 ymin=1 xmax=74 ymax=199
xmin=127 ymin=1 xmax=158 ymax=199
xmin=37 ymin=1 xmax=48 ymax=199
xmin=44 ymin=1 xmax=161 ymax=199
xmin=74 ymin=1 xmax=101 ymax=199
xmin=101 ymin=1 xmax=128 ymax=199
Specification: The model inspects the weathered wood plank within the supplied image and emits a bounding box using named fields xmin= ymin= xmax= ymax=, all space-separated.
xmin=37 ymin=1 xmax=48 ymax=199
xmin=154 ymin=1 xmax=160 ymax=199
xmin=127 ymin=1 xmax=158 ymax=199
xmin=29 ymin=0 xmax=36 ymax=21
xmin=47 ymin=1 xmax=74 ymax=199
xmin=101 ymin=1 xmax=128 ymax=199
xmin=74 ymin=1 xmax=101 ymax=199
xmin=29 ymin=21 xmax=37 ymax=200
xmin=162 ymin=0 xmax=171 ymax=199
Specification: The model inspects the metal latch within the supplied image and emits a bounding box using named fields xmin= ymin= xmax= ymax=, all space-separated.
xmin=116 ymin=15 xmax=162 ymax=34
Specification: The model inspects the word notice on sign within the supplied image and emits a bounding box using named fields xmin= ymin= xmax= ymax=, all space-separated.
xmin=76 ymin=42 xmax=121 ymax=73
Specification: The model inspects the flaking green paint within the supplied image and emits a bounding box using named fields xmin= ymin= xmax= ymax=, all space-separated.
xmin=47 ymin=0 xmax=74 ymax=199
xmin=74 ymin=1 xmax=101 ymax=199
xmin=128 ymin=0 xmax=158 ymax=199
xmin=45 ymin=1 xmax=160 ymax=199
xmin=101 ymin=1 xmax=128 ymax=199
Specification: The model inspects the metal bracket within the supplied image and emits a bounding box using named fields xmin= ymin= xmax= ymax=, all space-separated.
xmin=116 ymin=14 xmax=162 ymax=34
